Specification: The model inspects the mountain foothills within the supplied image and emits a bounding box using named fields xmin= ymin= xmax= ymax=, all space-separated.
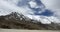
xmin=0 ymin=12 xmax=60 ymax=30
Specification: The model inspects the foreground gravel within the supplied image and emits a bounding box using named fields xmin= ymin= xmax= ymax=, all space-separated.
xmin=0 ymin=29 xmax=60 ymax=32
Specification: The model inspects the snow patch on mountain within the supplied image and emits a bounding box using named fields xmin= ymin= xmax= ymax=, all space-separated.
xmin=25 ymin=15 xmax=60 ymax=24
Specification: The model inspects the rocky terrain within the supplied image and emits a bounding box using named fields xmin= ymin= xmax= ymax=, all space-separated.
xmin=0 ymin=12 xmax=60 ymax=30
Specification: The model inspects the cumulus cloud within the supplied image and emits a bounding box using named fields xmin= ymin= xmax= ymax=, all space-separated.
xmin=0 ymin=0 xmax=45 ymax=15
xmin=28 ymin=0 xmax=38 ymax=8
xmin=0 ymin=0 xmax=35 ymax=16
xmin=41 ymin=0 xmax=60 ymax=18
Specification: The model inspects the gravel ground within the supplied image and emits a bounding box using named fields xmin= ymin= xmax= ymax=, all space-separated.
xmin=0 ymin=29 xmax=60 ymax=32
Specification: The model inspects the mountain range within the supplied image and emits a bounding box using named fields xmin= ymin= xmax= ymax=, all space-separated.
xmin=0 ymin=12 xmax=60 ymax=30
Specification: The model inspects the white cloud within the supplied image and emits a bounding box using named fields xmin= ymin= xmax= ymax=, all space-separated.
xmin=28 ymin=1 xmax=38 ymax=8
xmin=41 ymin=0 xmax=60 ymax=9
xmin=28 ymin=0 xmax=45 ymax=14
xmin=0 ymin=0 xmax=34 ymax=16
xmin=41 ymin=0 xmax=60 ymax=19
xmin=0 ymin=0 xmax=45 ymax=15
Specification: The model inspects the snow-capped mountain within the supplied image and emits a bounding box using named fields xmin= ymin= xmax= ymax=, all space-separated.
xmin=0 ymin=12 xmax=60 ymax=30
xmin=1 ymin=12 xmax=32 ymax=21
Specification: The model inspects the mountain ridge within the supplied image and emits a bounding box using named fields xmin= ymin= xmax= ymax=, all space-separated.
xmin=0 ymin=12 xmax=60 ymax=30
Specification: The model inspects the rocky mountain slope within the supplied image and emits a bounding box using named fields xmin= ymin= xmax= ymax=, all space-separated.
xmin=0 ymin=12 xmax=60 ymax=30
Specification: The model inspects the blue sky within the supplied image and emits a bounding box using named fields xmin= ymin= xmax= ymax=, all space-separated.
xmin=34 ymin=9 xmax=54 ymax=16
xmin=27 ymin=0 xmax=54 ymax=16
